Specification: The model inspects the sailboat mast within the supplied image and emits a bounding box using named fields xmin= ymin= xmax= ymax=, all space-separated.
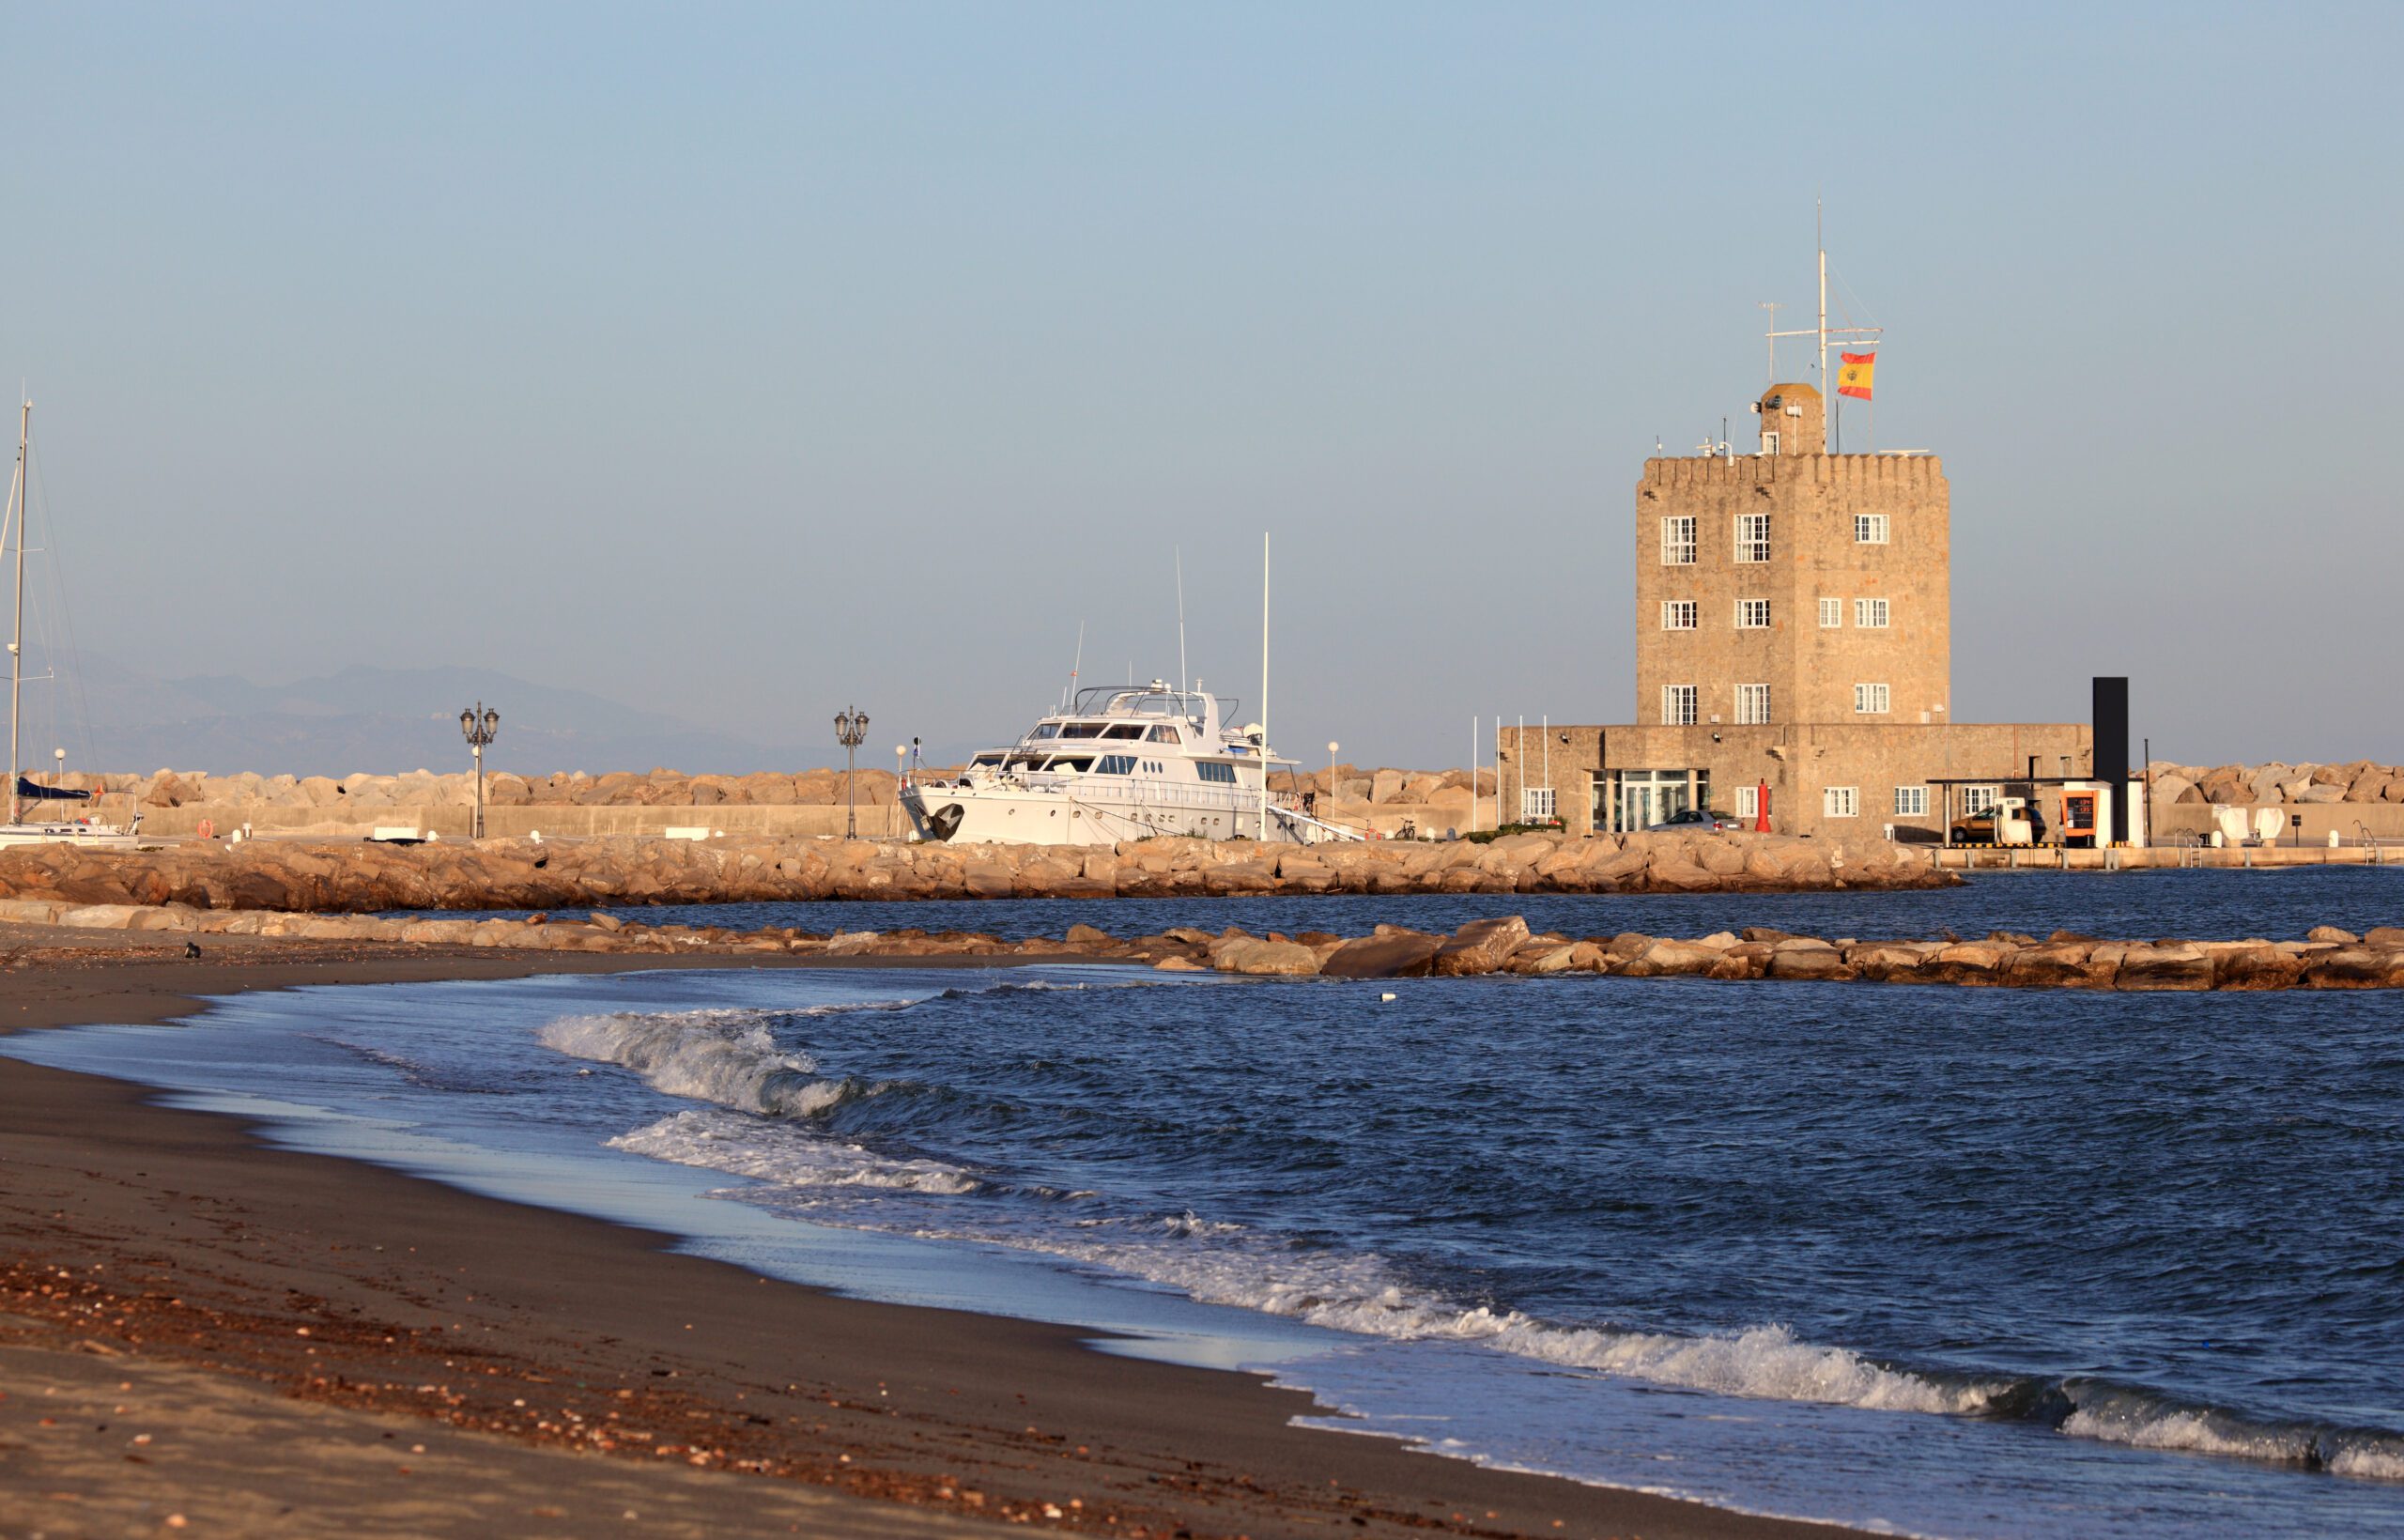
xmin=1258 ymin=531 xmax=1269 ymax=842
xmin=8 ymin=400 xmax=25 ymax=825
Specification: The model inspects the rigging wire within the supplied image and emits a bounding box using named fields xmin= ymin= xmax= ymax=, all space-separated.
xmin=22 ymin=428 xmax=104 ymax=781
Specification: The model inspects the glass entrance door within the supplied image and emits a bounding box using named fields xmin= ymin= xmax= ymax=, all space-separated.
xmin=1616 ymin=770 xmax=1694 ymax=832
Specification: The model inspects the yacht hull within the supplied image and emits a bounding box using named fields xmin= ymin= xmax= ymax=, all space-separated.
xmin=901 ymin=782 xmax=1336 ymax=847
xmin=0 ymin=822 xmax=144 ymax=851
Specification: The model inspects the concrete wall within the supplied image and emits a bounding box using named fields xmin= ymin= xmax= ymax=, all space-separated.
xmin=133 ymin=801 xmax=905 ymax=840
xmin=2149 ymin=798 xmax=2404 ymax=844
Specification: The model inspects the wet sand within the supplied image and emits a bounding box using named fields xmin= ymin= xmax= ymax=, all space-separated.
xmin=0 ymin=926 xmax=1862 ymax=1539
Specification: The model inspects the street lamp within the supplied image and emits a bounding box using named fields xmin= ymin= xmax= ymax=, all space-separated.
xmin=459 ymin=701 xmax=500 ymax=839
xmin=833 ymin=705 xmax=870 ymax=838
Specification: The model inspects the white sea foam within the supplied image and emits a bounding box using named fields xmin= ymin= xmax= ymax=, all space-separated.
xmin=538 ymin=1005 xmax=904 ymax=1117
xmin=610 ymin=1108 xmax=983 ymax=1194
xmin=2064 ymin=1402 xmax=2404 ymax=1481
xmin=871 ymin=1214 xmax=1998 ymax=1417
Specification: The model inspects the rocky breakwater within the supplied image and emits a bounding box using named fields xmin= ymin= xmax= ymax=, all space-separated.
xmin=0 ymin=829 xmax=1948 ymax=914
xmin=2149 ymin=758 xmax=2404 ymax=808
xmin=7 ymin=903 xmax=2397 ymax=993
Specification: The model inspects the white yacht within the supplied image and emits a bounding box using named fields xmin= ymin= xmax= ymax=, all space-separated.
xmin=900 ymin=681 xmax=1361 ymax=847
xmin=0 ymin=398 xmax=141 ymax=850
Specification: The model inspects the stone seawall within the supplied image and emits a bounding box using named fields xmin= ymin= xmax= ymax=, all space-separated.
xmin=0 ymin=830 xmax=1947 ymax=914
xmin=8 ymin=902 xmax=2396 ymax=992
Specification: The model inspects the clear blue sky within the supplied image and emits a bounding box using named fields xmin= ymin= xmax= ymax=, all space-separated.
xmin=7 ymin=2 xmax=2398 ymax=770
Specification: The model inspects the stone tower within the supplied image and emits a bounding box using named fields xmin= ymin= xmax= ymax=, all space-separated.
xmin=1632 ymin=381 xmax=1950 ymax=732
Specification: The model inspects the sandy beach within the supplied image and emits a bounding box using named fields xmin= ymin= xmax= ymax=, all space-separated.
xmin=0 ymin=924 xmax=1859 ymax=1540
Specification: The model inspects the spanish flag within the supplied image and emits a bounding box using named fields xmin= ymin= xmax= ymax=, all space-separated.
xmin=1837 ymin=351 xmax=1876 ymax=401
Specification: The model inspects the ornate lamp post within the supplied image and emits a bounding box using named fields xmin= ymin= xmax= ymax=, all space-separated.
xmin=459 ymin=701 xmax=500 ymax=839
xmin=833 ymin=705 xmax=869 ymax=838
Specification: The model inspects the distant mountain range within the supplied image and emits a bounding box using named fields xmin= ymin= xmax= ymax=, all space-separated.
xmin=27 ymin=654 xmax=853 ymax=778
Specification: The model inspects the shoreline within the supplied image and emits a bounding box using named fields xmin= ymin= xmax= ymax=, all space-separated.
xmin=0 ymin=931 xmax=1864 ymax=1540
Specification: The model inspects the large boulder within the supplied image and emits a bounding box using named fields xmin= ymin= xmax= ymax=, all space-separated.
xmin=2304 ymin=947 xmax=2404 ymax=989
xmin=1208 ymin=935 xmax=1321 ymax=977
xmin=1430 ymin=916 xmax=1533 ymax=976
xmin=2114 ymin=942 xmax=2213 ymax=992
xmin=1616 ymin=937 xmax=1724 ymax=978
xmin=1318 ymin=930 xmax=1446 ymax=978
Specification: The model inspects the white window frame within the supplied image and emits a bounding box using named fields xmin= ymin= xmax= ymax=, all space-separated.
xmin=1520 ymin=787 xmax=1556 ymax=824
xmin=1818 ymin=596 xmax=1842 ymax=628
xmin=1660 ymin=599 xmax=1697 ymax=630
xmin=1824 ymin=786 xmax=1859 ymax=819
xmin=1660 ymin=516 xmax=1697 ymax=566
xmin=1734 ymin=513 xmax=1771 ymax=563
xmin=1662 ymin=685 xmax=1698 ymax=726
xmin=1894 ymin=785 xmax=1929 ymax=817
xmin=1734 ymin=784 xmax=1760 ymax=819
xmin=1855 ymin=514 xmax=1889 ymax=545
xmin=1854 ymin=682 xmax=1890 ymax=715
xmin=1734 ymin=683 xmax=1771 ymax=725
xmin=1734 ymin=598 xmax=1770 ymax=629
xmin=1855 ymin=596 xmax=1889 ymax=629
xmin=1961 ymin=784 xmax=2001 ymax=816
xmin=1762 ymin=429 xmax=1780 ymax=456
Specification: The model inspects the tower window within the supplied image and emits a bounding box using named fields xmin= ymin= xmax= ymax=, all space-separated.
xmin=1855 ymin=514 xmax=1889 ymax=544
xmin=1735 ymin=599 xmax=1770 ymax=629
xmin=1818 ymin=596 xmax=1842 ymax=628
xmin=1734 ymin=514 xmax=1771 ymax=563
xmin=1854 ymin=683 xmax=1891 ymax=715
xmin=1662 ymin=685 xmax=1698 ymax=726
xmin=1894 ymin=785 xmax=1930 ymax=817
xmin=1661 ymin=600 xmax=1697 ymax=630
xmin=1660 ymin=516 xmax=1697 ymax=565
xmin=1824 ymin=786 xmax=1859 ymax=819
xmin=1855 ymin=597 xmax=1889 ymax=628
xmin=1762 ymin=430 xmax=1780 ymax=456
xmin=1734 ymin=684 xmax=1771 ymax=724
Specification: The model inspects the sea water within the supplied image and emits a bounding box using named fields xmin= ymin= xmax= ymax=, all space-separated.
xmin=10 ymin=871 xmax=2404 ymax=1537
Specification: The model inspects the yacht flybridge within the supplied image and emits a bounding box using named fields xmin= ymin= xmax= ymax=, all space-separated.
xmin=900 ymin=682 xmax=1362 ymax=847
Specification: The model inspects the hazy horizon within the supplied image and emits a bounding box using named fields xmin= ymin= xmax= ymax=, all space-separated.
xmin=7 ymin=3 xmax=2398 ymax=769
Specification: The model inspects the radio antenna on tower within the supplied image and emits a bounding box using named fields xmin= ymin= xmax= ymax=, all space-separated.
xmin=1763 ymin=201 xmax=1883 ymax=449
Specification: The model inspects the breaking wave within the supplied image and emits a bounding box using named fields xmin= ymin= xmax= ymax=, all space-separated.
xmin=611 ymin=1107 xmax=982 ymax=1194
xmin=540 ymin=996 xmax=2404 ymax=1488
xmin=537 ymin=1004 xmax=907 ymax=1118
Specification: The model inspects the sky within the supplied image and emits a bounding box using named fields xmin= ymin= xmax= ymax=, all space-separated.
xmin=4 ymin=2 xmax=2399 ymax=772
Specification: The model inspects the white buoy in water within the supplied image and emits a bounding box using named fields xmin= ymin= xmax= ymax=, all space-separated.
xmin=1380 ymin=992 xmax=1397 ymax=1002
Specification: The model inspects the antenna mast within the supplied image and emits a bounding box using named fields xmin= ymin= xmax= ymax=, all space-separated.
xmin=1063 ymin=622 xmax=1085 ymax=710
xmin=1174 ymin=548 xmax=1188 ymax=701
xmin=1257 ymin=531 xmax=1269 ymax=842
xmin=1762 ymin=204 xmax=1881 ymax=447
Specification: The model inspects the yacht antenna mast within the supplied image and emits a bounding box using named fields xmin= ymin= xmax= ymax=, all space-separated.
xmin=7 ymin=399 xmax=25 ymax=825
xmin=1258 ymin=531 xmax=1269 ymax=842
xmin=1174 ymin=547 xmax=1188 ymax=702
xmin=1063 ymin=621 xmax=1084 ymax=710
